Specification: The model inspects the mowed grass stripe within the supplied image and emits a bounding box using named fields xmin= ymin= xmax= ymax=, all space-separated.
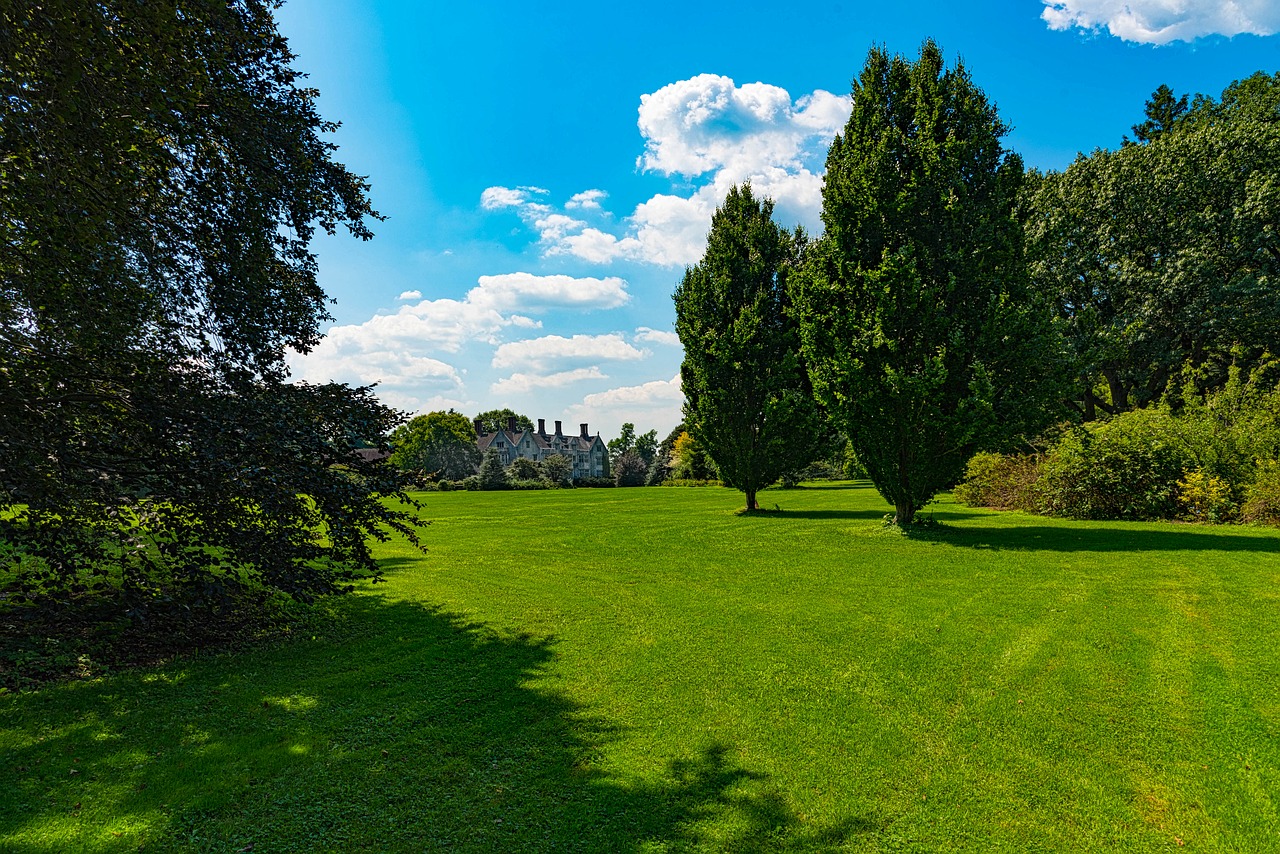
xmin=1 ymin=483 xmax=1277 ymax=851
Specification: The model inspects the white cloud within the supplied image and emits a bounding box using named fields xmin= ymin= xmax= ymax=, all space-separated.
xmin=565 ymin=374 xmax=685 ymax=440
xmin=288 ymin=273 xmax=631 ymax=411
xmin=492 ymin=333 xmax=647 ymax=372
xmin=397 ymin=289 xmax=422 ymax=300
xmin=1042 ymin=0 xmax=1280 ymax=43
xmin=470 ymin=272 xmax=630 ymax=312
xmin=481 ymin=75 xmax=850 ymax=267
xmin=490 ymin=367 xmax=608 ymax=396
xmin=635 ymin=327 xmax=681 ymax=347
xmin=566 ymin=189 xmax=607 ymax=210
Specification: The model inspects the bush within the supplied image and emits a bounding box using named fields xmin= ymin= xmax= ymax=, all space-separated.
xmin=1037 ymin=410 xmax=1192 ymax=520
xmin=507 ymin=458 xmax=541 ymax=480
xmin=1242 ymin=460 xmax=1280 ymax=525
xmin=508 ymin=479 xmax=550 ymax=490
xmin=954 ymin=452 xmax=1043 ymax=512
xmin=659 ymin=478 xmax=723 ymax=488
xmin=614 ymin=451 xmax=647 ymax=487
xmin=541 ymin=454 xmax=573 ymax=486
xmin=574 ymin=477 xmax=615 ymax=488
xmin=478 ymin=449 xmax=510 ymax=490
xmin=1177 ymin=469 xmax=1237 ymax=523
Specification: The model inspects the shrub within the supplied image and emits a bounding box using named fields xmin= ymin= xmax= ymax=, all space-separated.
xmin=541 ymin=454 xmax=573 ymax=486
xmin=660 ymin=478 xmax=723 ymax=488
xmin=614 ymin=451 xmax=648 ymax=487
xmin=1177 ymin=469 xmax=1237 ymax=523
xmin=1037 ymin=410 xmax=1192 ymax=520
xmin=478 ymin=449 xmax=510 ymax=490
xmin=954 ymin=452 xmax=1043 ymax=512
xmin=508 ymin=479 xmax=549 ymax=491
xmin=1241 ymin=460 xmax=1280 ymax=525
xmin=574 ymin=477 xmax=615 ymax=488
xmin=507 ymin=457 xmax=541 ymax=480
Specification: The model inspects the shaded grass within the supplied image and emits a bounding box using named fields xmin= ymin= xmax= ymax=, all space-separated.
xmin=2 ymin=483 xmax=1278 ymax=851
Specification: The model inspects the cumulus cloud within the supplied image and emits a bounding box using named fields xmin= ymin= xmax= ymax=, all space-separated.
xmin=565 ymin=374 xmax=685 ymax=439
xmin=490 ymin=367 xmax=608 ymax=396
xmin=635 ymin=327 xmax=681 ymax=347
xmin=492 ymin=333 xmax=647 ymax=372
xmin=566 ymin=189 xmax=607 ymax=210
xmin=397 ymin=289 xmax=422 ymax=300
xmin=481 ymin=76 xmax=850 ymax=267
xmin=1041 ymin=0 xmax=1280 ymax=43
xmin=288 ymin=274 xmax=631 ymax=411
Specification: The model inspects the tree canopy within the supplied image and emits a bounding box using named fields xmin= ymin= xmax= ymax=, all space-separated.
xmin=792 ymin=41 xmax=1065 ymax=524
xmin=675 ymin=184 xmax=822 ymax=510
xmin=0 ymin=1 xmax=419 ymax=622
xmin=1026 ymin=75 xmax=1280 ymax=417
xmin=390 ymin=411 xmax=482 ymax=480
xmin=474 ymin=409 xmax=533 ymax=434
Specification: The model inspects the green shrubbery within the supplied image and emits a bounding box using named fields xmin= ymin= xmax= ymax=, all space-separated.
xmin=955 ymin=369 xmax=1280 ymax=525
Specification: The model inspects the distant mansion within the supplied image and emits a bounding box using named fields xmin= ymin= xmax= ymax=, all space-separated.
xmin=476 ymin=417 xmax=607 ymax=480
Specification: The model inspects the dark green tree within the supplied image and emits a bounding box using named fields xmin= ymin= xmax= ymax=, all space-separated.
xmin=792 ymin=42 xmax=1065 ymax=524
xmin=634 ymin=429 xmax=659 ymax=466
xmin=390 ymin=411 xmax=481 ymax=480
xmin=540 ymin=454 xmax=572 ymax=486
xmin=478 ymin=449 xmax=510 ymax=490
xmin=0 ymin=0 xmax=422 ymax=622
xmin=1027 ymin=78 xmax=1280 ymax=415
xmin=474 ymin=409 xmax=533 ymax=434
xmin=607 ymin=423 xmax=637 ymax=464
xmin=1129 ymin=84 xmax=1188 ymax=143
xmin=507 ymin=457 xmax=541 ymax=481
xmin=675 ymin=184 xmax=822 ymax=511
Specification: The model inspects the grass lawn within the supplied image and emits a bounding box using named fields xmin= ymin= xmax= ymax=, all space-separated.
xmin=2 ymin=482 xmax=1278 ymax=852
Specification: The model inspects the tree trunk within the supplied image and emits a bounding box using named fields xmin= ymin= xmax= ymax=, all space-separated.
xmin=896 ymin=501 xmax=915 ymax=526
xmin=746 ymin=489 xmax=757 ymax=511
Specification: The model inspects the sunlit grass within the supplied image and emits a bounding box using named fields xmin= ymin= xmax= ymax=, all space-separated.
xmin=2 ymin=483 xmax=1278 ymax=851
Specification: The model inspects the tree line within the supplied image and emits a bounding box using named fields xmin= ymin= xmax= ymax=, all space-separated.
xmin=676 ymin=42 xmax=1280 ymax=522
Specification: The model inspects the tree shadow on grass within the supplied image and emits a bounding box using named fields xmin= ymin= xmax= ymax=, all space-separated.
xmin=0 ymin=597 xmax=874 ymax=852
xmin=927 ymin=522 xmax=1280 ymax=554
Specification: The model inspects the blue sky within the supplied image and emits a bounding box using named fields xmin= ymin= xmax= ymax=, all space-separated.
xmin=277 ymin=0 xmax=1280 ymax=441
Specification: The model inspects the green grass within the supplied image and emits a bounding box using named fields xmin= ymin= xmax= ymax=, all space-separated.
xmin=2 ymin=483 xmax=1279 ymax=852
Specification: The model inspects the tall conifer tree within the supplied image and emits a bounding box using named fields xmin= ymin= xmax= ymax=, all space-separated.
xmin=792 ymin=42 xmax=1064 ymax=524
xmin=675 ymin=185 xmax=821 ymax=511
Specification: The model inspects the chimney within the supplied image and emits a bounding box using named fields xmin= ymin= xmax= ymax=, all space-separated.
xmin=538 ymin=418 xmax=546 ymax=435
xmin=580 ymin=423 xmax=589 ymax=439
xmin=507 ymin=415 xmax=517 ymax=433
xmin=474 ymin=419 xmax=483 ymax=436
xmin=554 ymin=420 xmax=562 ymax=435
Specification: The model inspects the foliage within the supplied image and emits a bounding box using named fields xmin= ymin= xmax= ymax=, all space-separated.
xmin=474 ymin=408 xmax=533 ymax=434
xmin=675 ymin=184 xmax=823 ymax=511
xmin=478 ymin=449 xmax=510 ymax=490
xmin=613 ymin=451 xmax=648 ymax=487
xmin=608 ymin=423 xmax=637 ymax=463
xmin=669 ymin=431 xmax=719 ymax=481
xmin=574 ymin=477 xmax=615 ymax=489
xmin=634 ymin=429 xmax=659 ymax=466
xmin=1037 ymin=411 xmax=1193 ymax=521
xmin=540 ymin=454 xmax=573 ymax=486
xmin=389 ymin=411 xmax=481 ymax=480
xmin=1177 ymin=470 xmax=1236 ymax=524
xmin=645 ymin=455 xmax=669 ymax=487
xmin=1026 ymin=76 xmax=1280 ymax=416
xmin=507 ymin=457 xmax=542 ymax=481
xmin=953 ymin=452 xmax=1043 ymax=512
xmin=1242 ymin=461 xmax=1280 ymax=525
xmin=792 ymin=41 xmax=1066 ymax=524
xmin=0 ymin=1 xmax=422 ymax=623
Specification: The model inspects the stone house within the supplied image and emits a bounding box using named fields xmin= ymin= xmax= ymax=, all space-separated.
xmin=475 ymin=417 xmax=608 ymax=480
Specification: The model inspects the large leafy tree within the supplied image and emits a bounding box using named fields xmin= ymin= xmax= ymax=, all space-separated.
xmin=792 ymin=42 xmax=1065 ymax=524
xmin=676 ymin=184 xmax=822 ymax=511
xmin=474 ymin=409 xmax=533 ymax=433
xmin=390 ymin=411 xmax=481 ymax=480
xmin=1027 ymin=76 xmax=1280 ymax=415
xmin=0 ymin=1 xmax=420 ymax=619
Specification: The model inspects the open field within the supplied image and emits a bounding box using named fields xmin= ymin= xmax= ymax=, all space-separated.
xmin=2 ymin=483 xmax=1278 ymax=852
